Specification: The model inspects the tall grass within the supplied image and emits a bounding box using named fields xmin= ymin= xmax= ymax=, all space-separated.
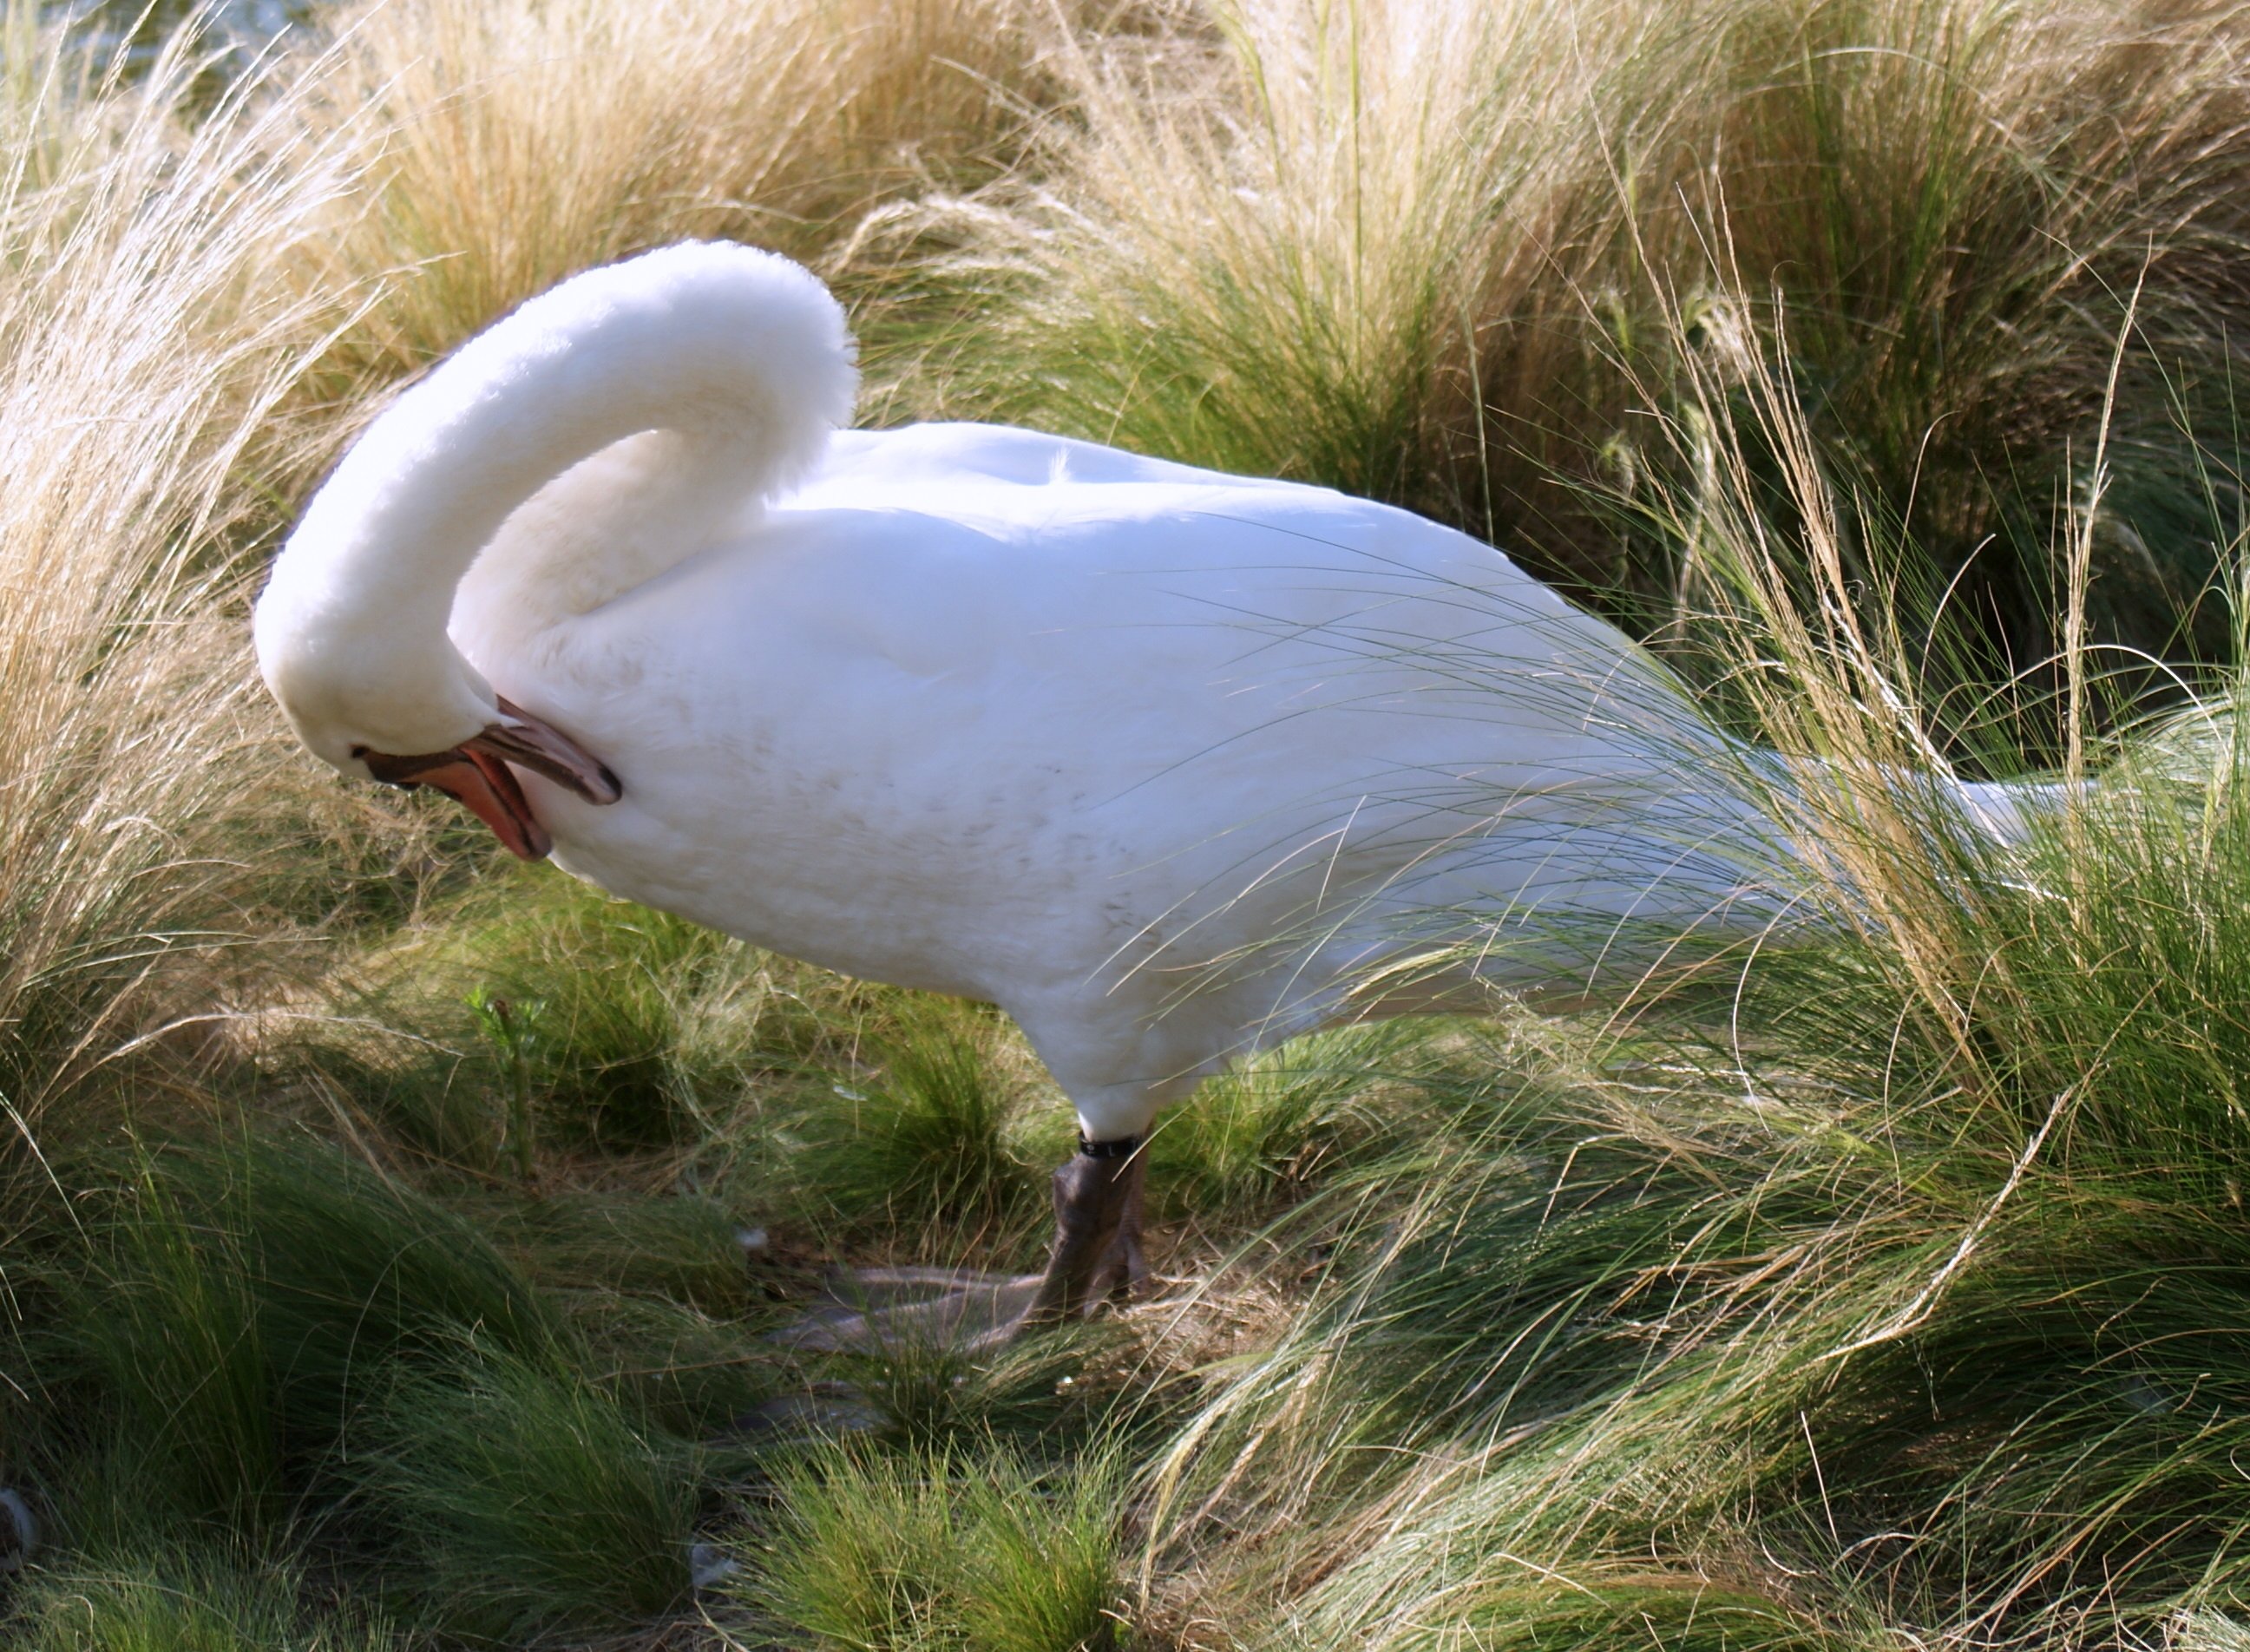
xmin=42 ymin=1131 xmax=566 ymax=1533
xmin=4 ymin=1544 xmax=395 ymax=1652
xmin=281 ymin=0 xmax=1075 ymax=393
xmin=944 ymin=0 xmax=2250 ymax=717
xmin=1145 ymin=1019 xmax=1452 ymax=1223
xmin=0 ymin=12 xmax=372 ymax=1130
xmin=8 ymin=2 xmax=2250 ymax=1649
xmin=1129 ymin=307 xmax=2250 ymax=1649
xmin=354 ymin=1348 xmax=697 ymax=1642
xmin=773 ymin=996 xmax=1052 ymax=1245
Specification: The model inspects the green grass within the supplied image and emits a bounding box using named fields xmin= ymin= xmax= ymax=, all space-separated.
xmin=1148 ymin=764 xmax=2250 ymax=1642
xmin=751 ymin=993 xmax=1059 ymax=1256
xmin=7 ymin=1 xmax=2250 ymax=1649
xmin=65 ymin=1164 xmax=284 ymax=1535
xmin=1145 ymin=1020 xmax=1458 ymax=1223
xmin=34 ymin=1131 xmax=567 ymax=1537
xmin=743 ymin=1440 xmax=1121 ymax=1652
xmin=570 ymin=1291 xmax=778 ymax=1439
xmin=351 ymin=1347 xmax=698 ymax=1642
xmin=3 ymin=1544 xmax=395 ymax=1652
xmin=289 ymin=865 xmax=913 ymax=1174
xmin=492 ymin=1188 xmax=753 ymax=1314
xmin=399 ymin=872 xmax=739 ymax=1150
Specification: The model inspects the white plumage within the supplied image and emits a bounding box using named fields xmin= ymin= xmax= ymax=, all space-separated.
xmin=254 ymin=243 xmax=2035 ymax=1325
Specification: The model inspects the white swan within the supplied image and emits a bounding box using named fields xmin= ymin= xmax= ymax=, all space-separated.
xmin=254 ymin=242 xmax=2034 ymax=1332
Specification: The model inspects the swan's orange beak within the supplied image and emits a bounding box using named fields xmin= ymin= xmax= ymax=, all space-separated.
xmin=357 ymin=699 xmax=620 ymax=862
xmin=385 ymin=748 xmax=554 ymax=860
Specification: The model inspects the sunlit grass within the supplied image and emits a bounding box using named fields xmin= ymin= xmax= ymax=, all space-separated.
xmin=742 ymin=1440 xmax=1121 ymax=1652
xmin=1127 ymin=304 xmax=2250 ymax=1649
xmin=1145 ymin=1019 xmax=1458 ymax=1224
xmin=766 ymin=995 xmax=1053 ymax=1249
xmin=941 ymin=0 xmax=2250 ymax=726
xmin=3 ymin=1544 xmax=396 ymax=1652
xmin=0 ymin=8 xmax=384 ymax=1137
xmin=284 ymin=0 xmax=1072 ymax=395
xmin=3 ymin=0 xmax=2250 ymax=1648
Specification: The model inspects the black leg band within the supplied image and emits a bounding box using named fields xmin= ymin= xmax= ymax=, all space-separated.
xmin=1077 ymin=1133 xmax=1141 ymax=1160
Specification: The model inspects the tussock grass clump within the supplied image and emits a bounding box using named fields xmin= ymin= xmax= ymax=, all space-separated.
xmin=745 ymin=1440 xmax=1120 ymax=1652
xmin=1131 ymin=322 xmax=2250 ymax=1648
xmin=1145 ymin=775 xmax=2250 ymax=1643
xmin=572 ymin=1292 xmax=775 ymax=1439
xmin=302 ymin=869 xmax=930 ymax=1168
xmin=285 ymin=0 xmax=1073 ymax=392
xmin=65 ymin=1164 xmax=284 ymax=1533
xmin=1145 ymin=1020 xmax=1453 ymax=1223
xmin=495 ymin=1190 xmax=751 ymax=1314
xmin=765 ymin=995 xmax=1055 ymax=1250
xmin=46 ymin=1131 xmax=564 ymax=1533
xmin=288 ymin=874 xmax=895 ymax=1172
xmin=952 ymin=0 xmax=2250 ymax=710
xmin=805 ymin=1319 xmax=1141 ymax=1451
xmin=0 ymin=10 xmax=391 ymax=1131
xmin=353 ymin=1348 xmax=697 ymax=1642
xmin=438 ymin=876 xmax=734 ymax=1148
xmin=3 ymin=1544 xmax=395 ymax=1652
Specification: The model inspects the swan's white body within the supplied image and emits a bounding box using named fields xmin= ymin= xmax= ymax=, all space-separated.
xmin=256 ymin=244 xmax=2021 ymax=1140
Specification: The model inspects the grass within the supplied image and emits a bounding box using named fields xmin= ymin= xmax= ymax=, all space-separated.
xmin=353 ymin=1347 xmax=698 ymax=1642
xmin=284 ymin=0 xmax=1073 ymax=393
xmin=1 ymin=0 xmax=2249 ymax=1649
xmin=0 ymin=6 xmax=374 ymax=1134
xmin=741 ymin=1440 xmax=1121 ymax=1652
xmin=1144 ymin=1019 xmax=1453 ymax=1223
xmin=494 ymin=1189 xmax=752 ymax=1314
xmin=3 ymin=1543 xmax=394 ymax=1652
xmin=937 ymin=0 xmax=2250 ymax=733
xmin=767 ymin=995 xmax=1055 ymax=1250
xmin=1142 ymin=769 xmax=2250 ymax=1643
xmin=1123 ymin=319 xmax=2250 ymax=1648
xmin=36 ymin=1131 xmax=567 ymax=1536
xmin=66 ymin=1158 xmax=284 ymax=1535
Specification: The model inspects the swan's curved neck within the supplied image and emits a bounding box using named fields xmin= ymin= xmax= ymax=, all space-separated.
xmin=256 ymin=244 xmax=855 ymax=757
xmin=452 ymin=427 xmax=757 ymax=653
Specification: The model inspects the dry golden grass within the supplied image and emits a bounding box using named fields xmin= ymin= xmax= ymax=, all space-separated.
xmin=0 ymin=15 xmax=371 ymax=1124
xmin=940 ymin=0 xmax=2250 ymax=699
xmin=283 ymin=0 xmax=1073 ymax=392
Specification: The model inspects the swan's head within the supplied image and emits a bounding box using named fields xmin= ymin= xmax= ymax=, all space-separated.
xmin=253 ymin=554 xmax=620 ymax=861
xmin=255 ymin=237 xmax=843 ymax=858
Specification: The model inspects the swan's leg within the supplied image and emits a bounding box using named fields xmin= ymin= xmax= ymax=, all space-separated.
xmin=770 ymin=1139 xmax=1147 ymax=1354
xmin=1088 ymin=1150 xmax=1151 ymax=1302
xmin=774 ymin=997 xmax=1205 ymax=1352
xmin=1000 ymin=1136 xmax=1145 ymax=1333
